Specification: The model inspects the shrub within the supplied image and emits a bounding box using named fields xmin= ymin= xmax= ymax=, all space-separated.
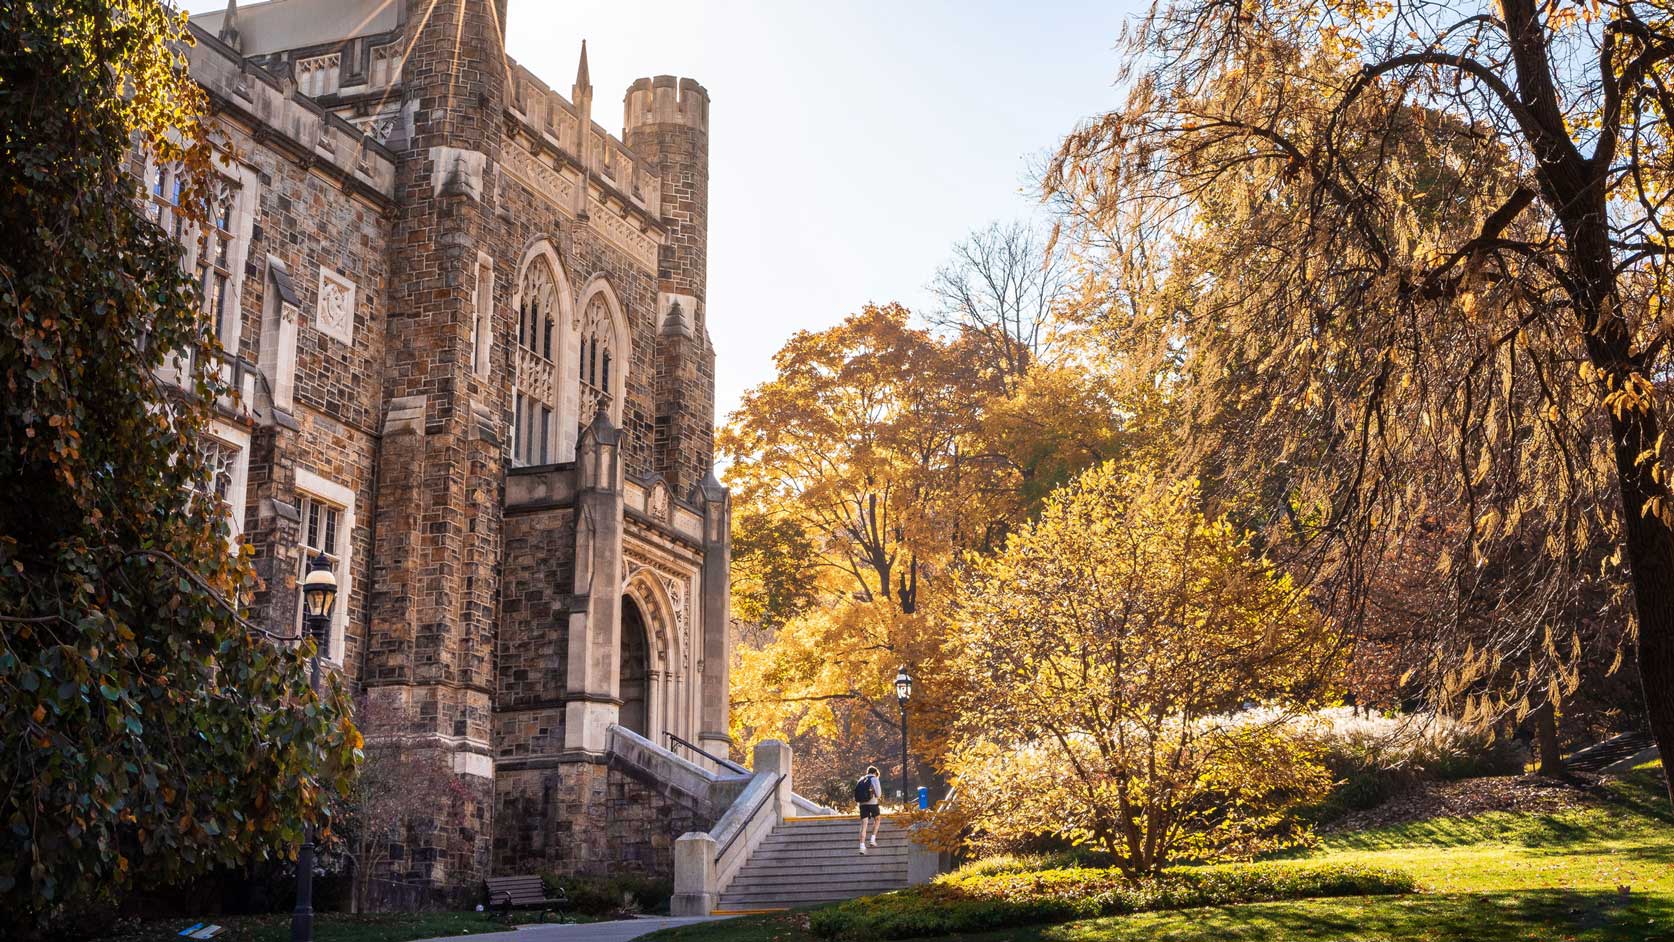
xmin=1267 ymin=706 xmax=1522 ymax=782
xmin=540 ymin=873 xmax=672 ymax=917
xmin=807 ymin=860 xmax=1416 ymax=940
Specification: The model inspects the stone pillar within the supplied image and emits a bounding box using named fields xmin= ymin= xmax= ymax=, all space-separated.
xmin=752 ymin=739 xmax=792 ymax=819
xmin=908 ymin=834 xmax=946 ymax=886
xmin=697 ymin=473 xmax=732 ymax=762
xmin=564 ymin=408 xmax=626 ymax=753
xmin=670 ymin=832 xmax=717 ymax=916
xmin=361 ymin=0 xmax=510 ymax=899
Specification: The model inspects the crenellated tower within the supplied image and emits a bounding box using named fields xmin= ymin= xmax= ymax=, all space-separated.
xmin=624 ymin=76 xmax=716 ymax=498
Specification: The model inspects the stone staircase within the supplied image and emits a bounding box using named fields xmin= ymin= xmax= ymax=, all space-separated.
xmin=1565 ymin=730 xmax=1656 ymax=773
xmin=716 ymin=815 xmax=912 ymax=911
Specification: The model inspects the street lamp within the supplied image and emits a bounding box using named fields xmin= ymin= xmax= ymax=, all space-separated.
xmin=293 ymin=554 xmax=337 ymax=942
xmin=894 ymin=666 xmax=912 ymax=808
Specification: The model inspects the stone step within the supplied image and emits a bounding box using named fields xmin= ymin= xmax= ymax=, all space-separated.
xmin=745 ymin=844 xmax=908 ymax=860
xmin=734 ymin=858 xmax=908 ymax=877
xmin=763 ymin=836 xmax=917 ymax=849
xmin=719 ymin=886 xmax=908 ymax=908
xmin=723 ymin=863 xmax=903 ymax=890
xmin=783 ymin=815 xmax=908 ymax=826
xmin=716 ymin=890 xmax=910 ymax=903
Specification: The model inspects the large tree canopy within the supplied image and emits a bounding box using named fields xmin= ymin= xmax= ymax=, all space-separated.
xmin=1048 ymin=0 xmax=1674 ymax=797
xmin=0 ymin=2 xmax=358 ymax=926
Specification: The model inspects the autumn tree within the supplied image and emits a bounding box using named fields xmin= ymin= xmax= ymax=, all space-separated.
xmin=722 ymin=304 xmax=981 ymax=773
xmin=0 ymin=2 xmax=358 ymax=927
xmin=1047 ymin=0 xmax=1674 ymax=795
xmin=723 ymin=288 xmax=1136 ymax=791
xmin=944 ymin=464 xmax=1336 ymax=873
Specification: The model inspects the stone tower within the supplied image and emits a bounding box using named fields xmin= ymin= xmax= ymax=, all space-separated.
xmin=364 ymin=0 xmax=511 ymax=891
xmin=625 ymin=77 xmax=715 ymax=498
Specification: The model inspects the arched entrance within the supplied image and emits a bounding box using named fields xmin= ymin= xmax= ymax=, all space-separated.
xmin=619 ymin=597 xmax=651 ymax=737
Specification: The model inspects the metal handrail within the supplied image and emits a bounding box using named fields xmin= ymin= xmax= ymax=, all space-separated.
xmin=665 ymin=731 xmax=748 ymax=775
xmin=714 ymin=772 xmax=783 ymax=860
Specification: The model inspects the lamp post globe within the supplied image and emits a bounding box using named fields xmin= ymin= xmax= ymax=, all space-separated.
xmin=894 ymin=666 xmax=912 ymax=806
xmin=300 ymin=553 xmax=338 ymax=639
xmin=293 ymin=553 xmax=336 ymax=942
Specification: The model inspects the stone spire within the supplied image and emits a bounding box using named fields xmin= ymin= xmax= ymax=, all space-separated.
xmin=571 ymin=39 xmax=593 ymax=220
xmin=218 ymin=0 xmax=242 ymax=54
xmin=574 ymin=39 xmax=591 ymax=95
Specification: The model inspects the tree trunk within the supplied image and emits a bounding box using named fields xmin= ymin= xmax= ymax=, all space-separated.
xmin=1533 ymin=700 xmax=1563 ymax=777
xmin=1614 ymin=449 xmax=1674 ymax=805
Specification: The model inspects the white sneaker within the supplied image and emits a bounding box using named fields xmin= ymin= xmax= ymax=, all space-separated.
xmin=868 ymin=836 xmax=878 ymax=846
xmin=858 ymin=844 xmax=867 ymax=855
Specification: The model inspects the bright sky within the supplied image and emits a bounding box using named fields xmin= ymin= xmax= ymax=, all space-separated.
xmin=183 ymin=0 xmax=1142 ymax=422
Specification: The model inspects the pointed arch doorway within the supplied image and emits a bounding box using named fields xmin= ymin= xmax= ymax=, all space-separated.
xmin=619 ymin=596 xmax=652 ymax=738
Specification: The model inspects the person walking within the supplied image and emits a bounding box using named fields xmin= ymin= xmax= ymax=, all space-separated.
xmin=854 ymin=764 xmax=884 ymax=854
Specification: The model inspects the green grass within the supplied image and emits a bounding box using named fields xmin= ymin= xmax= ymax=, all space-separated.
xmin=97 ymin=910 xmax=548 ymax=942
xmin=645 ymin=762 xmax=1674 ymax=942
xmin=1291 ymin=762 xmax=1674 ymax=896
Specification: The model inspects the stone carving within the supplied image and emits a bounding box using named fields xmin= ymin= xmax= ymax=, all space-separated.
xmin=315 ymin=268 xmax=356 ymax=345
xmin=646 ymin=480 xmax=670 ymax=523
xmin=501 ymin=139 xmax=577 ymax=212
xmin=624 ymin=550 xmax=694 ymax=649
xmin=501 ymin=134 xmax=660 ymax=271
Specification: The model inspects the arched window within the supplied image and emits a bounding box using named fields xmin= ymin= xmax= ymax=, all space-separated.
xmin=518 ymin=261 xmax=557 ymax=361
xmin=577 ymin=293 xmax=614 ymax=420
xmin=512 ymin=255 xmax=564 ymax=467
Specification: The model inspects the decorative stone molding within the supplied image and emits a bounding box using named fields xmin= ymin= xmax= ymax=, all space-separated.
xmin=431 ymin=145 xmax=488 ymax=201
xmin=588 ymin=198 xmax=659 ymax=270
xmin=501 ymin=142 xmax=577 ymax=212
xmin=501 ymin=137 xmax=660 ymax=271
xmin=315 ymin=267 xmax=357 ymax=344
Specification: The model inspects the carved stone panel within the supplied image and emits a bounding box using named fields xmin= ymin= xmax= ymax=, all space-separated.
xmin=316 ymin=267 xmax=357 ymax=345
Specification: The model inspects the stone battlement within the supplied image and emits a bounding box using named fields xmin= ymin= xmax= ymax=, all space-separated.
xmin=185 ymin=23 xmax=397 ymax=202
xmin=625 ymin=75 xmax=710 ymax=134
xmin=504 ymin=59 xmax=664 ymax=217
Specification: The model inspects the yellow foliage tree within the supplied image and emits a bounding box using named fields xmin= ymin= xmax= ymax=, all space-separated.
xmin=943 ymin=464 xmax=1337 ymax=873
xmin=722 ymin=303 xmax=1135 ymax=790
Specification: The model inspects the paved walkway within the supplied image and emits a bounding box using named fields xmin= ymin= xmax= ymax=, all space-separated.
xmin=416 ymin=915 xmax=731 ymax=942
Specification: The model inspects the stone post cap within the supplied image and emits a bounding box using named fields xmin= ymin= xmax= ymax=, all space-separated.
xmin=752 ymin=738 xmax=791 ymax=776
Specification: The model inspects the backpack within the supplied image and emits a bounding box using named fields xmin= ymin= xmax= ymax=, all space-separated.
xmin=854 ymin=775 xmax=875 ymax=804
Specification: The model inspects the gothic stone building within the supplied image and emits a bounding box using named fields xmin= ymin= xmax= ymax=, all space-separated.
xmin=170 ymin=0 xmax=732 ymax=897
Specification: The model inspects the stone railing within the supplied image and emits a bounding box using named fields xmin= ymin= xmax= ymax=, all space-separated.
xmin=671 ymin=739 xmax=795 ymax=916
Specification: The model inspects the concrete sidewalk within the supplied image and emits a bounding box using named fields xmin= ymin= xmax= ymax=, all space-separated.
xmin=415 ymin=915 xmax=730 ymax=942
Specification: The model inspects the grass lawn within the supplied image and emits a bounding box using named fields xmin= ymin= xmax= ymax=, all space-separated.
xmin=99 ymin=910 xmax=547 ymax=942
xmin=646 ymin=761 xmax=1674 ymax=942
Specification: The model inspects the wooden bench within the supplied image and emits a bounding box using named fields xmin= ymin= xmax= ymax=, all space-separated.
xmin=484 ymin=874 xmax=567 ymax=921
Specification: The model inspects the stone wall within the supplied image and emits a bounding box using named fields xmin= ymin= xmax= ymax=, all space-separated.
xmin=494 ymin=750 xmax=730 ymax=878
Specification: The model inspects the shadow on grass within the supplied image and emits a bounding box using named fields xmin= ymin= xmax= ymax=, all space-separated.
xmin=1035 ymin=890 xmax=1674 ymax=942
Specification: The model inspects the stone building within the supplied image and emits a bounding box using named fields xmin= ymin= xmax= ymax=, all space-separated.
xmin=167 ymin=0 xmax=734 ymax=901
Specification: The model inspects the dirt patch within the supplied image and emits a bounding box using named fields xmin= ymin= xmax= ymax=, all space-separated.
xmin=1323 ymin=773 xmax=1599 ymax=833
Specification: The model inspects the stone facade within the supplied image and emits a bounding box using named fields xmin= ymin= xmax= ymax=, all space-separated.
xmin=175 ymin=0 xmax=731 ymax=903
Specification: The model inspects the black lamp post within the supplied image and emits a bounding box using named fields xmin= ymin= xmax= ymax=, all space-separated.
xmin=894 ymin=666 xmax=912 ymax=807
xmin=293 ymin=553 xmax=337 ymax=942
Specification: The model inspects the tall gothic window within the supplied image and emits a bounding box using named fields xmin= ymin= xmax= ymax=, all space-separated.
xmin=512 ymin=258 xmax=561 ymax=467
xmin=578 ymin=294 xmax=614 ymax=421
xmin=198 ymin=180 xmax=237 ymax=350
